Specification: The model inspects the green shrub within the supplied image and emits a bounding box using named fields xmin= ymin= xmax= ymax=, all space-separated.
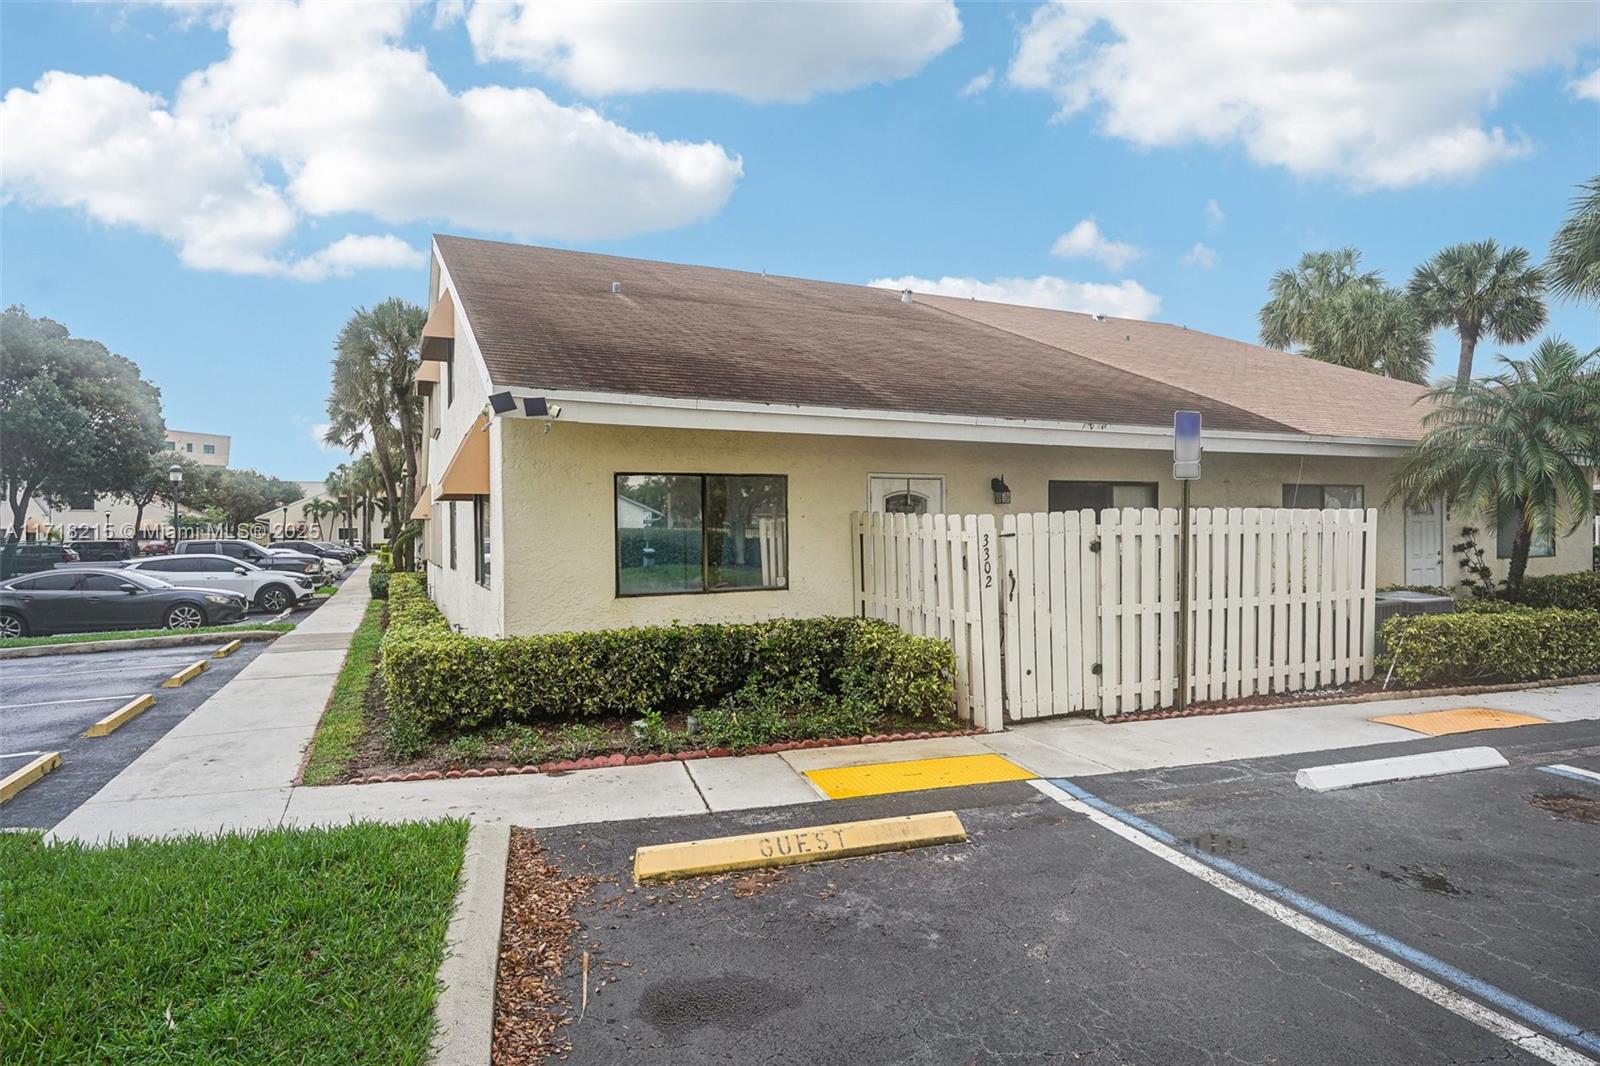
xmin=1502 ymin=570 xmax=1600 ymax=611
xmin=368 ymin=571 xmax=390 ymax=600
xmin=554 ymin=723 xmax=612 ymax=760
xmin=1379 ymin=608 xmax=1600 ymax=687
xmin=377 ymin=583 xmax=957 ymax=748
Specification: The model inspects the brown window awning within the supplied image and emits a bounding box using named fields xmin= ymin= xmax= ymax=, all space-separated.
xmin=409 ymin=491 xmax=434 ymax=521
xmin=435 ymin=414 xmax=490 ymax=500
xmin=420 ymin=289 xmax=455 ymax=362
xmin=414 ymin=359 xmax=441 ymax=394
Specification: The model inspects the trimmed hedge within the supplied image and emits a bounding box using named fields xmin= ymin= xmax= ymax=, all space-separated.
xmin=369 ymin=571 xmax=390 ymax=600
xmin=379 ymin=573 xmax=956 ymax=744
xmin=1501 ymin=570 xmax=1600 ymax=611
xmin=1378 ymin=608 xmax=1600 ymax=687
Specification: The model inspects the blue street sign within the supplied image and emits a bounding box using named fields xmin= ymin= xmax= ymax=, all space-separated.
xmin=1174 ymin=410 xmax=1201 ymax=479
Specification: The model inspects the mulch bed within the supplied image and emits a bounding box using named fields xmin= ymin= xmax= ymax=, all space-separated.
xmin=493 ymin=831 xmax=597 ymax=1065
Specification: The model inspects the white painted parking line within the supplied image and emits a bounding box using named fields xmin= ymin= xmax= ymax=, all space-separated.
xmin=1 ymin=751 xmax=48 ymax=761
xmin=0 ymin=694 xmax=140 ymax=710
xmin=1032 ymin=778 xmax=1599 ymax=1066
xmin=1538 ymin=764 xmax=1600 ymax=787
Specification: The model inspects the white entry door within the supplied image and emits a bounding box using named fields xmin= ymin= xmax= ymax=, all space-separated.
xmin=1405 ymin=499 xmax=1445 ymax=586
xmin=868 ymin=475 xmax=945 ymax=515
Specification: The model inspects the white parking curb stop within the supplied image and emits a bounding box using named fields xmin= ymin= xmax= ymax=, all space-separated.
xmin=1296 ymin=746 xmax=1508 ymax=792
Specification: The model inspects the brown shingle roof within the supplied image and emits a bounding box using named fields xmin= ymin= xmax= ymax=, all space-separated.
xmin=914 ymin=294 xmax=1431 ymax=441
xmin=435 ymin=235 xmax=1418 ymax=440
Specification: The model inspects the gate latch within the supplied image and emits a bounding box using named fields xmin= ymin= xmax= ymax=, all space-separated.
xmin=1091 ymin=662 xmax=1102 ymax=675
xmin=1089 ymin=538 xmax=1102 ymax=553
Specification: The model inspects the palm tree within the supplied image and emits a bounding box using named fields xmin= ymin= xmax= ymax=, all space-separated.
xmin=1547 ymin=175 xmax=1600 ymax=305
xmin=1258 ymin=248 xmax=1382 ymax=350
xmin=1407 ymin=240 xmax=1547 ymax=386
xmin=1389 ymin=337 xmax=1599 ymax=589
xmin=1257 ymin=249 xmax=1427 ymax=381
xmin=323 ymin=300 xmax=424 ymax=561
xmin=1297 ymin=285 xmax=1433 ymax=384
xmin=303 ymin=498 xmax=337 ymax=539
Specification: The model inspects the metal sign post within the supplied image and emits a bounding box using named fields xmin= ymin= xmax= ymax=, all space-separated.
xmin=1173 ymin=411 xmax=1202 ymax=712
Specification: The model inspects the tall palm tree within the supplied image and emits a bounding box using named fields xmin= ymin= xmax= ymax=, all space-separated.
xmin=323 ymin=299 xmax=425 ymax=560
xmin=1407 ymin=240 xmax=1547 ymax=386
xmin=1258 ymin=248 xmax=1382 ymax=350
xmin=1389 ymin=337 xmax=1599 ymax=589
xmin=1547 ymin=175 xmax=1600 ymax=305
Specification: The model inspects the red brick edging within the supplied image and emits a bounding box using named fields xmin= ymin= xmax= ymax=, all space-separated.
xmin=344 ymin=727 xmax=987 ymax=785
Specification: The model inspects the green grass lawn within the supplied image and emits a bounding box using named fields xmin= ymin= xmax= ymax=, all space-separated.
xmin=300 ymin=599 xmax=385 ymax=785
xmin=315 ymin=584 xmax=337 ymax=596
xmin=1 ymin=820 xmax=468 ymax=1065
xmin=0 ymin=621 xmax=295 ymax=650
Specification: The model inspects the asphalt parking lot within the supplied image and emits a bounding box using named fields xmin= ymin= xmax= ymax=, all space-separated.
xmin=0 ymin=640 xmax=269 ymax=830
xmin=530 ymin=719 xmax=1600 ymax=1065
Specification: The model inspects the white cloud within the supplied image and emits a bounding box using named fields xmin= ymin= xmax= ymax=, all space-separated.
xmin=1205 ymin=199 xmax=1224 ymax=227
xmin=1572 ymin=68 xmax=1600 ymax=101
xmin=465 ymin=0 xmax=962 ymax=102
xmin=1049 ymin=218 xmax=1140 ymax=272
xmin=1008 ymin=1 xmax=1594 ymax=188
xmin=960 ymin=68 xmax=995 ymax=97
xmin=310 ymin=422 xmax=351 ymax=455
xmin=869 ymin=274 xmax=1161 ymax=320
xmin=0 ymin=1 xmax=742 ymax=276
xmin=286 ymin=235 xmax=427 ymax=282
xmin=1185 ymin=242 xmax=1218 ymax=269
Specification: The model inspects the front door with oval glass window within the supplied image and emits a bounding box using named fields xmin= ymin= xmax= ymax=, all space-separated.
xmin=868 ymin=475 xmax=945 ymax=516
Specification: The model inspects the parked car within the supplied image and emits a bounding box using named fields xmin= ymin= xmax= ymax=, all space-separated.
xmin=139 ymin=540 xmax=174 ymax=555
xmin=269 ymin=546 xmax=342 ymax=579
xmin=177 ymin=539 xmax=322 ymax=579
xmin=0 ymin=567 xmax=246 ymax=638
xmin=270 ymin=539 xmax=355 ymax=565
xmin=67 ymin=539 xmax=136 ymax=562
xmin=0 ymin=543 xmax=78 ymax=580
xmin=124 ymin=554 xmax=314 ymax=613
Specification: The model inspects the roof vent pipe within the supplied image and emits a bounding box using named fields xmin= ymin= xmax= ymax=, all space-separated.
xmin=900 ymin=289 xmax=913 ymax=304
xmin=1092 ymin=313 xmax=1106 ymax=322
xmin=611 ymin=281 xmax=622 ymax=294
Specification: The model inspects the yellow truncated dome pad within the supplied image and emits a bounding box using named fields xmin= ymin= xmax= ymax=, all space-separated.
xmin=1369 ymin=707 xmax=1548 ymax=737
xmin=805 ymin=753 xmax=1035 ymax=800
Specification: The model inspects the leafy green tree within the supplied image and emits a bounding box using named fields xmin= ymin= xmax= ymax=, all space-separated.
xmin=1547 ymin=175 xmax=1600 ymax=305
xmin=323 ymin=299 xmax=425 ymax=556
xmin=1407 ymin=240 xmax=1547 ymax=386
xmin=1258 ymin=248 xmax=1382 ymax=350
xmin=1389 ymin=337 xmax=1599 ymax=589
xmin=0 ymin=306 xmax=166 ymax=538
xmin=1257 ymin=249 xmax=1427 ymax=381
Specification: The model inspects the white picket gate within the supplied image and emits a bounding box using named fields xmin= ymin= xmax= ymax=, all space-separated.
xmin=853 ymin=507 xmax=1378 ymax=725
xmin=850 ymin=512 xmax=1005 ymax=731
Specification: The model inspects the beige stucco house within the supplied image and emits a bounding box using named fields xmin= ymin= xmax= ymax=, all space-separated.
xmin=411 ymin=235 xmax=1589 ymax=638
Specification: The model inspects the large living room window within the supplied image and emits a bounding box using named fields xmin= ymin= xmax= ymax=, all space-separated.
xmin=1496 ymin=506 xmax=1555 ymax=559
xmin=1282 ymin=484 xmax=1365 ymax=509
xmin=615 ymin=473 xmax=788 ymax=597
xmin=1047 ymin=481 xmax=1157 ymax=515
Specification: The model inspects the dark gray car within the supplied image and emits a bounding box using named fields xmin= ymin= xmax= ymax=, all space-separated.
xmin=0 ymin=567 xmax=246 ymax=638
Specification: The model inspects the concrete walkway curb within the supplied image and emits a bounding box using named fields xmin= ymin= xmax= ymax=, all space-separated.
xmin=430 ymin=822 xmax=509 ymax=1066
xmin=0 ymin=629 xmax=286 ymax=660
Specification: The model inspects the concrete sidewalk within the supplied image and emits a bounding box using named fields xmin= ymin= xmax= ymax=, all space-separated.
xmin=45 ymin=562 xmax=1600 ymax=841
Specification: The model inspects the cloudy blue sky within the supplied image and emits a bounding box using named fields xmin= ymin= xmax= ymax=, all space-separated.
xmin=3 ymin=1 xmax=1597 ymax=480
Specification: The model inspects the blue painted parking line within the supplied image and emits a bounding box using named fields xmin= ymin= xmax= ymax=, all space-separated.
xmin=1046 ymin=777 xmax=1600 ymax=1060
xmin=1538 ymin=764 xmax=1600 ymax=787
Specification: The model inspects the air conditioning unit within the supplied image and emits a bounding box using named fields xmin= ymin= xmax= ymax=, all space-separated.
xmin=1373 ymin=590 xmax=1456 ymax=656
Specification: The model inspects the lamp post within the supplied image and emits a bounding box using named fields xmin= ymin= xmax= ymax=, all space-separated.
xmin=168 ymin=464 xmax=183 ymax=544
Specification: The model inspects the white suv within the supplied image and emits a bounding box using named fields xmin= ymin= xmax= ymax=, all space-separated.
xmin=125 ymin=555 xmax=314 ymax=613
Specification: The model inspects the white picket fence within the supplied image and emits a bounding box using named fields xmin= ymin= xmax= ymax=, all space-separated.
xmin=851 ymin=512 xmax=1005 ymax=731
xmin=853 ymin=507 xmax=1378 ymax=725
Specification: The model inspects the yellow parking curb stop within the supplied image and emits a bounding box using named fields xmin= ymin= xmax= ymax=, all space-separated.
xmin=0 ymin=752 xmax=62 ymax=805
xmin=84 ymin=694 xmax=156 ymax=737
xmin=162 ymin=659 xmax=209 ymax=687
xmin=805 ymin=753 xmax=1035 ymax=800
xmin=1370 ymin=707 xmax=1548 ymax=737
xmin=633 ymin=810 xmax=967 ymax=883
xmin=213 ymin=639 xmax=242 ymax=658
